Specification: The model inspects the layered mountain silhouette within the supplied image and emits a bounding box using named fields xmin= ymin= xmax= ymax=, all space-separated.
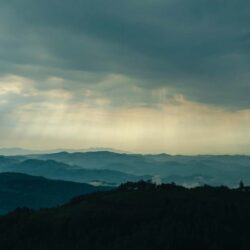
xmin=1 ymin=151 xmax=250 ymax=186
xmin=0 ymin=156 xmax=151 ymax=184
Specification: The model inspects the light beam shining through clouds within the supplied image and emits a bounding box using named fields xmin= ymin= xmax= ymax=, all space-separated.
xmin=0 ymin=0 xmax=250 ymax=154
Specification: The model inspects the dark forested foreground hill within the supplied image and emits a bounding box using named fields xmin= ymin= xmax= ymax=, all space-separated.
xmin=1 ymin=182 xmax=250 ymax=250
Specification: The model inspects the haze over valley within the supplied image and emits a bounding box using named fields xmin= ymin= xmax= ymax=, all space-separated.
xmin=1 ymin=148 xmax=250 ymax=189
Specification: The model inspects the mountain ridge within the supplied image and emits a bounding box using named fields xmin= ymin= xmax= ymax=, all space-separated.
xmin=0 ymin=172 xmax=112 ymax=214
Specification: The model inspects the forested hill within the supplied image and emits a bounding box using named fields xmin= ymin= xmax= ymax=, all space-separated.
xmin=0 ymin=181 xmax=250 ymax=250
xmin=0 ymin=172 xmax=112 ymax=214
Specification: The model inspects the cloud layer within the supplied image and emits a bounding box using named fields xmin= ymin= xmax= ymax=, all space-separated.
xmin=0 ymin=0 xmax=250 ymax=107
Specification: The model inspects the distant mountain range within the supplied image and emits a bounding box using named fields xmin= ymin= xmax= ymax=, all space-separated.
xmin=0 ymin=172 xmax=111 ymax=214
xmin=1 ymin=150 xmax=250 ymax=187
xmin=27 ymin=151 xmax=250 ymax=186
xmin=0 ymin=147 xmax=128 ymax=156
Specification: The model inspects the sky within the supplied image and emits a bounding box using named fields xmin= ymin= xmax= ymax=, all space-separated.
xmin=0 ymin=0 xmax=250 ymax=154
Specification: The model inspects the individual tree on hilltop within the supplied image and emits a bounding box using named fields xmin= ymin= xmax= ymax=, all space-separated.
xmin=239 ymin=180 xmax=245 ymax=191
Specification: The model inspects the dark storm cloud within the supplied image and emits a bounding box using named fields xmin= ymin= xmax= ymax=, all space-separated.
xmin=0 ymin=0 xmax=250 ymax=108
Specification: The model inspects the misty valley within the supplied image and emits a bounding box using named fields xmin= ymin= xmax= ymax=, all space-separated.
xmin=1 ymin=150 xmax=250 ymax=214
xmin=1 ymin=150 xmax=250 ymax=189
xmin=0 ymin=150 xmax=250 ymax=249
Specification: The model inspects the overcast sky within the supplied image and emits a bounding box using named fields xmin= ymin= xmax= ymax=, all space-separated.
xmin=0 ymin=0 xmax=250 ymax=154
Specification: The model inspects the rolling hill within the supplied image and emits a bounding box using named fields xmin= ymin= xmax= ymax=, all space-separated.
xmin=0 ymin=158 xmax=151 ymax=185
xmin=0 ymin=172 xmax=111 ymax=214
